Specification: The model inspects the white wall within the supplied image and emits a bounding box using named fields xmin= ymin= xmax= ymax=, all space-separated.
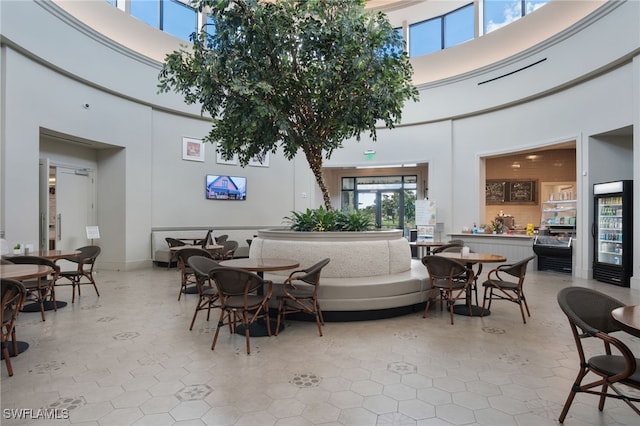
xmin=1 ymin=0 xmax=638 ymax=288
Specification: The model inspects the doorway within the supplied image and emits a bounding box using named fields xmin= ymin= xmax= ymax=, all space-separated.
xmin=342 ymin=175 xmax=417 ymax=229
xmin=39 ymin=160 xmax=96 ymax=252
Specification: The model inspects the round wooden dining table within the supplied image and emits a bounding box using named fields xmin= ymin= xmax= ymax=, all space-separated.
xmin=218 ymin=257 xmax=300 ymax=277
xmin=434 ymin=251 xmax=507 ymax=316
xmin=0 ymin=264 xmax=52 ymax=281
xmin=2 ymin=252 xmax=77 ymax=311
xmin=0 ymin=264 xmax=52 ymax=359
xmin=218 ymin=257 xmax=300 ymax=336
xmin=611 ymin=305 xmax=640 ymax=338
xmin=2 ymin=249 xmax=81 ymax=261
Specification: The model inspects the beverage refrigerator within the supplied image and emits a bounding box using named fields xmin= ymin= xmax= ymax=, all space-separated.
xmin=593 ymin=180 xmax=633 ymax=287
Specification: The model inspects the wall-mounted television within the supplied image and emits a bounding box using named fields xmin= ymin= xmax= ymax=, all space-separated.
xmin=206 ymin=175 xmax=247 ymax=200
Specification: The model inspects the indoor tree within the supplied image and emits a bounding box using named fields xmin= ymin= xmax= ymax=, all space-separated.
xmin=158 ymin=0 xmax=418 ymax=210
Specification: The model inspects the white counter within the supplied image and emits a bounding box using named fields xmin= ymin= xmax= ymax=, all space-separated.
xmin=448 ymin=233 xmax=536 ymax=270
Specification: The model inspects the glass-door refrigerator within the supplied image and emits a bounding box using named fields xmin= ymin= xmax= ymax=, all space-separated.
xmin=593 ymin=180 xmax=633 ymax=287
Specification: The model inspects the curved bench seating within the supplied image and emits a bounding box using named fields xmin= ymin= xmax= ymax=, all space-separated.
xmin=250 ymin=229 xmax=432 ymax=320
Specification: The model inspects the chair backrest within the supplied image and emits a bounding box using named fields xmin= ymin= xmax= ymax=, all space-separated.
xmin=294 ymin=258 xmax=331 ymax=286
xmin=215 ymin=234 xmax=229 ymax=244
xmin=440 ymin=245 xmax=463 ymax=253
xmin=557 ymin=286 xmax=625 ymax=335
xmin=2 ymin=278 xmax=27 ymax=326
xmin=447 ymin=239 xmax=465 ymax=246
xmin=432 ymin=243 xmax=463 ymax=254
xmin=209 ymin=266 xmax=265 ymax=297
xmin=176 ymin=248 xmax=212 ymax=269
xmin=221 ymin=240 xmax=239 ymax=259
xmin=166 ymin=237 xmax=186 ymax=248
xmin=497 ymin=255 xmax=536 ymax=282
xmin=422 ymin=255 xmax=469 ymax=282
xmin=188 ymin=256 xmax=220 ymax=279
xmin=188 ymin=256 xmax=220 ymax=292
xmin=68 ymin=246 xmax=101 ymax=266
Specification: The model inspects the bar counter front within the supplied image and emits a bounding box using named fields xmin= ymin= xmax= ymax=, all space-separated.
xmin=447 ymin=233 xmax=536 ymax=271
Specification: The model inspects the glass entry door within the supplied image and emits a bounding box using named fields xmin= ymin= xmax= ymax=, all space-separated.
xmin=356 ymin=190 xmax=403 ymax=229
xmin=342 ymin=175 xmax=417 ymax=230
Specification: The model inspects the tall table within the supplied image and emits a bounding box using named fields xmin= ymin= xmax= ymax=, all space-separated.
xmin=218 ymin=257 xmax=300 ymax=336
xmin=611 ymin=305 xmax=640 ymax=338
xmin=0 ymin=264 xmax=52 ymax=358
xmin=434 ymin=252 xmax=507 ymax=316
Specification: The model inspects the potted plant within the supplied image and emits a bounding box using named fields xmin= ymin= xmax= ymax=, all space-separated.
xmin=283 ymin=207 xmax=373 ymax=232
xmin=13 ymin=243 xmax=21 ymax=254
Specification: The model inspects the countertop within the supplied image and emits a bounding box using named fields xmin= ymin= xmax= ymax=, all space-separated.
xmin=449 ymin=232 xmax=533 ymax=240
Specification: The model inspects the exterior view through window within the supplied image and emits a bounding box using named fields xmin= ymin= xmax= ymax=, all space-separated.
xmin=341 ymin=176 xmax=417 ymax=230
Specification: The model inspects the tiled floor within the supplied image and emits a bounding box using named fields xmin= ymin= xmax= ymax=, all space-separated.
xmin=2 ymin=265 xmax=640 ymax=425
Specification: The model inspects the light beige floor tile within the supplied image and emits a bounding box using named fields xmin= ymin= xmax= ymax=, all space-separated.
xmin=2 ymin=267 xmax=639 ymax=425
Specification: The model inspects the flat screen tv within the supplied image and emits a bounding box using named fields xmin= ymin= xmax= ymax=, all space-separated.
xmin=206 ymin=175 xmax=247 ymax=200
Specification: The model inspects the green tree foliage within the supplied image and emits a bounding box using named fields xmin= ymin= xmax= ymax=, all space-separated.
xmin=158 ymin=0 xmax=419 ymax=209
xmin=284 ymin=207 xmax=372 ymax=232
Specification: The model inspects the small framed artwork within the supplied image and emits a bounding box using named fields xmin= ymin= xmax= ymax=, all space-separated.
xmin=182 ymin=137 xmax=205 ymax=162
xmin=216 ymin=143 xmax=238 ymax=165
xmin=249 ymin=152 xmax=270 ymax=167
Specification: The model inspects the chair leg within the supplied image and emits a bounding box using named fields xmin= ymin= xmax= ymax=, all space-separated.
xmin=518 ymin=300 xmax=527 ymax=324
xmin=243 ymin=311 xmax=251 ymax=354
xmin=521 ymin=292 xmax=531 ymax=317
xmin=51 ymin=286 xmax=57 ymax=312
xmin=211 ymin=309 xmax=227 ymax=350
xmin=423 ymin=298 xmax=432 ymax=318
xmin=598 ymin=383 xmax=608 ymax=411
xmin=276 ymin=300 xmax=285 ymax=336
xmin=313 ymin=302 xmax=323 ymax=336
xmin=559 ymin=367 xmax=588 ymax=423
xmin=189 ymin=303 xmax=200 ymax=331
xmin=317 ymin=302 xmax=325 ymax=325
xmin=480 ymin=287 xmax=489 ymax=317
xmin=39 ymin=299 xmax=46 ymax=322
xmin=89 ymin=275 xmax=100 ymax=297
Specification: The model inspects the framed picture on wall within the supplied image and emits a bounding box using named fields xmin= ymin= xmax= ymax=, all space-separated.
xmin=216 ymin=143 xmax=238 ymax=165
xmin=182 ymin=137 xmax=205 ymax=162
xmin=248 ymin=152 xmax=270 ymax=167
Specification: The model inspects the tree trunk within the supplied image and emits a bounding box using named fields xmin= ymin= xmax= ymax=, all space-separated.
xmin=304 ymin=147 xmax=332 ymax=210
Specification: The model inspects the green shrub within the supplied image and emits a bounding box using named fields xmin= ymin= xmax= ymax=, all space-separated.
xmin=284 ymin=207 xmax=373 ymax=232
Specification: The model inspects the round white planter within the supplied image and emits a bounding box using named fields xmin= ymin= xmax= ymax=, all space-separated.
xmin=249 ymin=228 xmax=412 ymax=278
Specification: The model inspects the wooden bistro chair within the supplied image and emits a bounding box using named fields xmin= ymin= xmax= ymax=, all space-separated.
xmin=557 ymin=287 xmax=640 ymax=422
xmin=186 ymin=256 xmax=220 ymax=331
xmin=6 ymin=256 xmax=59 ymax=321
xmin=165 ymin=237 xmax=186 ymax=269
xmin=422 ymin=255 xmax=474 ymax=325
xmin=56 ymin=245 xmax=101 ymax=303
xmin=275 ymin=258 xmax=331 ymax=336
xmin=480 ymin=256 xmax=535 ymax=323
xmin=175 ymin=248 xmax=212 ymax=301
xmin=2 ymin=279 xmax=27 ymax=377
xmin=209 ymin=266 xmax=273 ymax=355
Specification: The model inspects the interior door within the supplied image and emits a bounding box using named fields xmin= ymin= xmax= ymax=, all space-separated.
xmin=38 ymin=159 xmax=50 ymax=251
xmin=54 ymin=166 xmax=95 ymax=251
